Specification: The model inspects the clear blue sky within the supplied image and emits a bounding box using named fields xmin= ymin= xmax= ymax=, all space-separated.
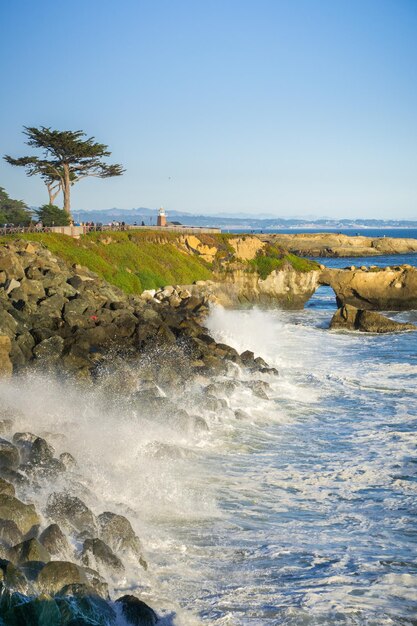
xmin=1 ymin=0 xmax=416 ymax=218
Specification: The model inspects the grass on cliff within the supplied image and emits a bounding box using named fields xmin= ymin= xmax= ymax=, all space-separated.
xmin=249 ymin=245 xmax=320 ymax=279
xmin=0 ymin=231 xmax=212 ymax=293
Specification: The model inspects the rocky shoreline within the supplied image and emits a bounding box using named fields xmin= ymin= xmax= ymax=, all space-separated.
xmin=0 ymin=240 xmax=278 ymax=624
xmin=259 ymin=232 xmax=417 ymax=257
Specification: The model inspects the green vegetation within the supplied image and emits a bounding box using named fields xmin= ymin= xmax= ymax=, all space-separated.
xmin=36 ymin=204 xmax=71 ymax=227
xmin=249 ymin=244 xmax=320 ymax=279
xmin=0 ymin=231 xmax=212 ymax=293
xmin=0 ymin=230 xmax=319 ymax=292
xmin=0 ymin=187 xmax=32 ymax=225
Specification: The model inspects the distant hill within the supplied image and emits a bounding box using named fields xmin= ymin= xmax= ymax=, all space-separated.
xmin=59 ymin=207 xmax=417 ymax=230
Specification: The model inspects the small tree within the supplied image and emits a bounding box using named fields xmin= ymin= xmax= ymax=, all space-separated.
xmin=0 ymin=187 xmax=32 ymax=225
xmin=36 ymin=204 xmax=71 ymax=227
xmin=4 ymin=127 xmax=125 ymax=215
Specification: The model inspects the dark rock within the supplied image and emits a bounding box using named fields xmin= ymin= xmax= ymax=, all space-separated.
xmin=28 ymin=437 xmax=55 ymax=465
xmin=8 ymin=538 xmax=50 ymax=565
xmin=330 ymin=304 xmax=417 ymax=333
xmin=57 ymin=585 xmax=116 ymax=625
xmin=116 ymin=594 xmax=158 ymax=626
xmin=81 ymin=538 xmax=124 ymax=574
xmin=0 ymin=520 xmax=23 ymax=548
xmin=59 ymin=452 xmax=77 ymax=470
xmin=46 ymin=493 xmax=97 ymax=538
xmin=33 ymin=336 xmax=65 ymax=362
xmin=247 ymin=380 xmax=270 ymax=400
xmin=0 ymin=438 xmax=20 ymax=469
xmin=82 ymin=566 xmax=110 ymax=599
xmin=0 ymin=494 xmax=40 ymax=535
xmin=0 ymin=558 xmax=30 ymax=593
xmin=240 ymin=350 xmax=255 ymax=363
xmin=4 ymin=595 xmax=61 ymax=625
xmin=0 ymin=476 xmax=15 ymax=496
xmin=36 ymin=561 xmax=88 ymax=595
xmin=39 ymin=523 xmax=72 ymax=560
xmin=97 ymin=512 xmax=145 ymax=565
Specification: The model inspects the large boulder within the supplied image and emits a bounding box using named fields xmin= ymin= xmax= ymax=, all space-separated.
xmin=97 ymin=512 xmax=145 ymax=565
xmin=116 ymin=595 xmax=158 ymax=626
xmin=0 ymin=439 xmax=20 ymax=469
xmin=36 ymin=560 xmax=87 ymax=595
xmin=39 ymin=523 xmax=72 ymax=560
xmin=81 ymin=538 xmax=124 ymax=575
xmin=330 ymin=304 xmax=417 ymax=333
xmin=8 ymin=537 xmax=50 ymax=565
xmin=46 ymin=493 xmax=97 ymax=538
xmin=0 ymin=494 xmax=40 ymax=535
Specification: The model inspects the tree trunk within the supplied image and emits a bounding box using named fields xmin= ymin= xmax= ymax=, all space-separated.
xmin=46 ymin=182 xmax=61 ymax=205
xmin=63 ymin=164 xmax=71 ymax=215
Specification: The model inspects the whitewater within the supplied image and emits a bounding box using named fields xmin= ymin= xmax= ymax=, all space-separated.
xmin=1 ymin=252 xmax=416 ymax=625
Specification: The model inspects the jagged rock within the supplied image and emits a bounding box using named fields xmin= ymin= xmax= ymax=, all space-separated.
xmin=247 ymin=380 xmax=270 ymax=399
xmin=0 ymin=494 xmax=40 ymax=535
xmin=28 ymin=437 xmax=55 ymax=465
xmin=81 ymin=538 xmax=124 ymax=574
xmin=82 ymin=566 xmax=110 ymax=599
xmin=36 ymin=561 xmax=88 ymax=595
xmin=116 ymin=594 xmax=158 ymax=626
xmin=0 ymin=520 xmax=23 ymax=548
xmin=0 ymin=440 xmax=20 ymax=469
xmin=0 ymin=558 xmax=30 ymax=593
xmin=97 ymin=512 xmax=145 ymax=566
xmin=8 ymin=538 xmax=50 ymax=565
xmin=330 ymin=304 xmax=417 ymax=333
xmin=46 ymin=493 xmax=97 ymax=538
xmin=33 ymin=336 xmax=65 ymax=362
xmin=3 ymin=595 xmax=61 ymax=626
xmin=57 ymin=585 xmax=116 ymax=625
xmin=59 ymin=452 xmax=77 ymax=470
xmin=39 ymin=524 xmax=72 ymax=560
xmin=0 ymin=335 xmax=13 ymax=377
xmin=0 ymin=477 xmax=15 ymax=496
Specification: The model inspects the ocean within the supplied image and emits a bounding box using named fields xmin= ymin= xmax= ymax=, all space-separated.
xmin=0 ymin=234 xmax=416 ymax=625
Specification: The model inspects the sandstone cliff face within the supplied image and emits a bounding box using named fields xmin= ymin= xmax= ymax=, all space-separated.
xmin=259 ymin=233 xmax=417 ymax=257
xmin=187 ymin=268 xmax=321 ymax=309
xmin=320 ymin=266 xmax=417 ymax=310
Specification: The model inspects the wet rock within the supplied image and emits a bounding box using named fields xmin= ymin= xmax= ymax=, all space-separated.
xmin=4 ymin=595 xmax=61 ymax=626
xmin=82 ymin=566 xmax=110 ymax=599
xmin=0 ymin=335 xmax=13 ymax=377
xmin=0 ymin=520 xmax=23 ymax=548
xmin=0 ymin=439 xmax=19 ymax=469
xmin=57 ymin=585 xmax=116 ymax=625
xmin=330 ymin=304 xmax=417 ymax=333
xmin=36 ymin=561 xmax=88 ymax=595
xmin=116 ymin=594 xmax=158 ymax=626
xmin=247 ymin=380 xmax=270 ymax=399
xmin=0 ymin=558 xmax=30 ymax=593
xmin=28 ymin=437 xmax=55 ymax=465
xmin=234 ymin=409 xmax=251 ymax=420
xmin=81 ymin=538 xmax=124 ymax=574
xmin=0 ymin=476 xmax=15 ymax=496
xmin=39 ymin=523 xmax=72 ymax=560
xmin=0 ymin=494 xmax=40 ymax=535
xmin=46 ymin=493 xmax=97 ymax=538
xmin=97 ymin=512 xmax=145 ymax=566
xmin=9 ymin=538 xmax=50 ymax=565
xmin=59 ymin=452 xmax=77 ymax=470
xmin=33 ymin=336 xmax=65 ymax=362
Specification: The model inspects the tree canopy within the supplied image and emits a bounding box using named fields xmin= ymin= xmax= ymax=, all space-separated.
xmin=36 ymin=204 xmax=71 ymax=227
xmin=4 ymin=127 xmax=125 ymax=215
xmin=0 ymin=187 xmax=32 ymax=225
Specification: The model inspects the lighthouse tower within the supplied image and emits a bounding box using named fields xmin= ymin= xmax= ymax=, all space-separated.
xmin=157 ymin=207 xmax=167 ymax=227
